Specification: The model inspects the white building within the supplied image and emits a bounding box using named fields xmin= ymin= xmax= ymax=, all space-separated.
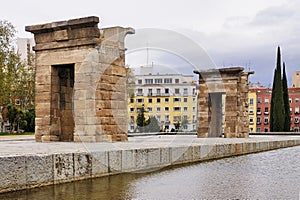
xmin=128 ymin=72 xmax=198 ymax=132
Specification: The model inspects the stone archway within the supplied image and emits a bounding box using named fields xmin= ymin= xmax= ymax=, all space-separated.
xmin=194 ymin=67 xmax=254 ymax=138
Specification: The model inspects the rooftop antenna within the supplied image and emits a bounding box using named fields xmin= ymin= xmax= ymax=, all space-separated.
xmin=146 ymin=42 xmax=149 ymax=66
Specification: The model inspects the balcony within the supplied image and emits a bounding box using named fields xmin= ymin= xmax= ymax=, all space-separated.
xmin=295 ymin=120 xmax=299 ymax=124
xmin=257 ymin=111 xmax=261 ymax=115
xmin=136 ymin=93 xmax=144 ymax=96
xmin=264 ymin=112 xmax=269 ymax=115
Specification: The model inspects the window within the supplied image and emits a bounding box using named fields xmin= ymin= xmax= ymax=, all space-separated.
xmin=157 ymin=98 xmax=161 ymax=103
xmin=290 ymin=108 xmax=293 ymax=114
xmin=173 ymin=116 xmax=181 ymax=121
xmin=193 ymin=88 xmax=196 ymax=95
xmin=296 ymin=98 xmax=299 ymax=103
xmin=137 ymin=89 xmax=143 ymax=96
xmin=193 ymin=115 xmax=196 ymax=122
xmin=175 ymin=78 xmax=180 ymax=83
xmin=256 ymin=127 xmax=261 ymax=132
xmin=137 ymin=79 xmax=142 ymax=84
xmin=264 ymin=107 xmax=269 ymax=114
xmin=164 ymin=78 xmax=172 ymax=84
xmin=295 ymin=117 xmax=299 ymax=124
xmin=183 ymin=115 xmax=188 ymax=121
xmin=165 ymin=88 xmax=169 ymax=94
xmin=294 ymin=127 xmax=299 ymax=132
xmin=183 ymin=125 xmax=188 ymax=130
xmin=183 ymin=88 xmax=188 ymax=95
xmin=192 ymin=107 xmax=196 ymax=112
xmin=249 ymin=108 xmax=254 ymax=114
xmin=137 ymin=98 xmax=144 ymax=103
xmin=165 ymin=107 xmax=169 ymax=112
xmin=184 ymin=98 xmax=188 ymax=103
xmin=165 ymin=98 xmax=169 ymax=103
xmin=257 ymin=117 xmax=261 ymax=124
xmin=148 ymin=98 xmax=152 ymax=103
xmin=148 ymin=107 xmax=152 ymax=112
xmin=264 ymin=117 xmax=269 ymax=124
xmin=249 ymin=117 xmax=254 ymax=124
xmin=145 ymin=79 xmax=153 ymax=84
xmin=130 ymin=98 xmax=134 ymax=103
xmin=157 ymin=107 xmax=161 ymax=112
xmin=289 ymin=98 xmax=292 ymax=103
xmin=130 ymin=108 xmax=134 ymax=112
xmin=295 ymin=107 xmax=299 ymax=114
xmin=249 ymin=98 xmax=254 ymax=106
xmin=184 ymin=107 xmax=188 ymax=112
xmin=264 ymin=98 xmax=269 ymax=103
xmin=130 ymin=116 xmax=134 ymax=123
xmin=148 ymin=89 xmax=153 ymax=96
xmin=173 ymin=98 xmax=181 ymax=102
xmin=193 ymin=98 xmax=196 ymax=102
xmin=257 ymin=107 xmax=261 ymax=114
xmin=165 ymin=115 xmax=169 ymax=122
xmin=157 ymin=115 xmax=161 ymax=122
xmin=257 ymin=98 xmax=262 ymax=104
xmin=264 ymin=127 xmax=269 ymax=132
xmin=156 ymin=88 xmax=161 ymax=95
xmin=175 ymin=88 xmax=180 ymax=94
xmin=155 ymin=79 xmax=162 ymax=84
xmin=250 ymin=127 xmax=254 ymax=132
xmin=174 ymin=107 xmax=181 ymax=111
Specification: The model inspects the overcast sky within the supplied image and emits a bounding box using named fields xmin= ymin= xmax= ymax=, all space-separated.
xmin=1 ymin=0 xmax=299 ymax=86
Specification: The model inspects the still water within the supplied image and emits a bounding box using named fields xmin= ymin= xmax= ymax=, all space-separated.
xmin=1 ymin=146 xmax=300 ymax=199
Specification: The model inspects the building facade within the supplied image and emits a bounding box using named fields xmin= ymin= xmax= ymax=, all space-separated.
xmin=248 ymin=90 xmax=257 ymax=133
xmin=248 ymin=87 xmax=300 ymax=132
xmin=128 ymin=74 xmax=197 ymax=132
xmin=292 ymin=71 xmax=300 ymax=88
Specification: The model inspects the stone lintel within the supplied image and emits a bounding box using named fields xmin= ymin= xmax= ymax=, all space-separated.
xmin=25 ymin=16 xmax=101 ymax=51
xmin=25 ymin=16 xmax=99 ymax=34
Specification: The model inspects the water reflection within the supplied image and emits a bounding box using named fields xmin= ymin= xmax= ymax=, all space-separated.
xmin=1 ymin=146 xmax=299 ymax=199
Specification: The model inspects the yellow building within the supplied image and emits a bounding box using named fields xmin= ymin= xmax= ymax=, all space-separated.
xmin=248 ymin=90 xmax=257 ymax=132
xmin=128 ymin=74 xmax=197 ymax=132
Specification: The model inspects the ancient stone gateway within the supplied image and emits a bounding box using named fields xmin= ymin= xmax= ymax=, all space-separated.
xmin=194 ymin=67 xmax=254 ymax=138
xmin=26 ymin=16 xmax=134 ymax=142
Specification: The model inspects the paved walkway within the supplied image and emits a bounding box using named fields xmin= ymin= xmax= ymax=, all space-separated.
xmin=1 ymin=135 xmax=299 ymax=156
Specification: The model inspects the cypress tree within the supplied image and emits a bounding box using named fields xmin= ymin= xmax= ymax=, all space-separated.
xmin=270 ymin=46 xmax=285 ymax=132
xmin=282 ymin=62 xmax=291 ymax=131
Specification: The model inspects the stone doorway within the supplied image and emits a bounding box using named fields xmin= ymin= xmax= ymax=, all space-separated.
xmin=208 ymin=92 xmax=224 ymax=137
xmin=52 ymin=64 xmax=75 ymax=141
xmin=194 ymin=67 xmax=254 ymax=138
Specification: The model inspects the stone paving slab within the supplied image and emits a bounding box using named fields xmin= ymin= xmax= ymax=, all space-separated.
xmin=0 ymin=135 xmax=299 ymax=156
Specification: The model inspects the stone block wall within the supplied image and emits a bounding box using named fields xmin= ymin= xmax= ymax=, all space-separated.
xmin=26 ymin=16 xmax=134 ymax=142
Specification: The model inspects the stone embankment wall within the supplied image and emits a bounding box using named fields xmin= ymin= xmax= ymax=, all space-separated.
xmin=0 ymin=138 xmax=300 ymax=194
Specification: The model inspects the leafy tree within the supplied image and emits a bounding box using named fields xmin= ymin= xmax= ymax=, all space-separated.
xmin=174 ymin=121 xmax=180 ymax=131
xmin=145 ymin=116 xmax=160 ymax=132
xmin=136 ymin=105 xmax=147 ymax=132
xmin=0 ymin=20 xmax=35 ymax=110
xmin=270 ymin=46 xmax=285 ymax=132
xmin=282 ymin=62 xmax=291 ymax=131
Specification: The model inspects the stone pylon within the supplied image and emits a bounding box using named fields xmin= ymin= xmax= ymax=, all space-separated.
xmin=26 ymin=16 xmax=134 ymax=142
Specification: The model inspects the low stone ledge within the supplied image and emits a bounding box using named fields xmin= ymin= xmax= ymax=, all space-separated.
xmin=0 ymin=138 xmax=300 ymax=194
